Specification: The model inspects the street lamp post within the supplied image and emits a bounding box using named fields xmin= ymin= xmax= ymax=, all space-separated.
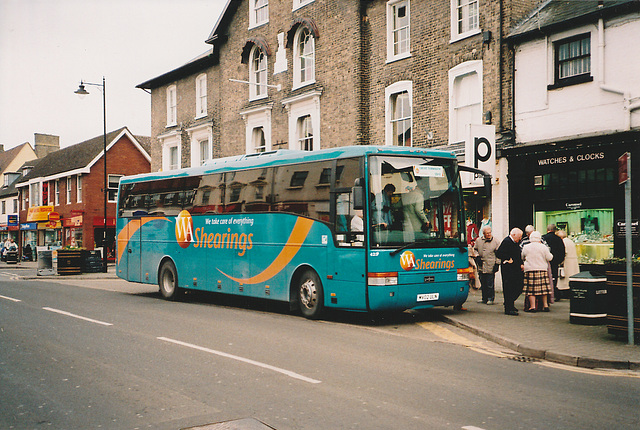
xmin=75 ymin=77 xmax=108 ymax=273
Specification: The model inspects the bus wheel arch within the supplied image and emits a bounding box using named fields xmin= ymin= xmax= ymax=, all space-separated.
xmin=291 ymin=266 xmax=324 ymax=319
xmin=158 ymin=257 xmax=183 ymax=300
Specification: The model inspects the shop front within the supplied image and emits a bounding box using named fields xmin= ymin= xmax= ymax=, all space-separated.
xmin=63 ymin=212 xmax=84 ymax=248
xmin=505 ymin=132 xmax=639 ymax=269
xmin=461 ymin=124 xmax=495 ymax=244
xmin=0 ymin=215 xmax=19 ymax=243
xmin=93 ymin=216 xmax=116 ymax=260
xmin=22 ymin=206 xmax=63 ymax=252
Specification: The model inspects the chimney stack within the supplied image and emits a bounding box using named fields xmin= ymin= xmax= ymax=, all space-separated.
xmin=34 ymin=133 xmax=60 ymax=158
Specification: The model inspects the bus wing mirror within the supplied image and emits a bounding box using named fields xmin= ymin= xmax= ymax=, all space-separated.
xmin=458 ymin=166 xmax=492 ymax=198
xmin=483 ymin=175 xmax=492 ymax=197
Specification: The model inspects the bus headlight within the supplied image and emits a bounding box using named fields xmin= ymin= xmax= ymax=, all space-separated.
xmin=368 ymin=272 xmax=398 ymax=286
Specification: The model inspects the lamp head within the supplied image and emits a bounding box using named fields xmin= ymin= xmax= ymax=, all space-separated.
xmin=74 ymin=81 xmax=89 ymax=98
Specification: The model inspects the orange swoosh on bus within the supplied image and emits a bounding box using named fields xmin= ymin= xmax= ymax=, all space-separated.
xmin=218 ymin=217 xmax=314 ymax=285
xmin=116 ymin=217 xmax=169 ymax=264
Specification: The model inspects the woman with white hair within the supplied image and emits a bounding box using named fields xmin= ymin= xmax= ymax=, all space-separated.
xmin=521 ymin=231 xmax=554 ymax=312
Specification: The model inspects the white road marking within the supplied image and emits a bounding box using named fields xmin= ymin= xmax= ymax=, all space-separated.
xmin=462 ymin=426 xmax=486 ymax=430
xmin=0 ymin=294 xmax=21 ymax=302
xmin=42 ymin=307 xmax=113 ymax=326
xmin=157 ymin=336 xmax=322 ymax=384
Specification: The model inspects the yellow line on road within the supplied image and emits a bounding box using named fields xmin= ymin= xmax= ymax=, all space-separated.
xmin=417 ymin=321 xmax=512 ymax=358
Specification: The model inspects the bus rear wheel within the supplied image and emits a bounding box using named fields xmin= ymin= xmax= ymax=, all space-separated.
xmin=298 ymin=269 xmax=324 ymax=319
xmin=159 ymin=260 xmax=182 ymax=300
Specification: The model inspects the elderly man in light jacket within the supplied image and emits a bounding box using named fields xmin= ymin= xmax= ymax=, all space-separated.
xmin=474 ymin=225 xmax=500 ymax=305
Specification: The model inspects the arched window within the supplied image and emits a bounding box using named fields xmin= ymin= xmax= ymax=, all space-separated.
xmin=250 ymin=46 xmax=268 ymax=100
xmin=294 ymin=27 xmax=315 ymax=88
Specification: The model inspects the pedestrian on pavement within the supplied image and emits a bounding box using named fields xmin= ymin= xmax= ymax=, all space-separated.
xmin=520 ymin=224 xmax=547 ymax=249
xmin=557 ymin=230 xmax=580 ymax=297
xmin=468 ymin=240 xmax=481 ymax=290
xmin=543 ymin=224 xmax=565 ymax=300
xmin=521 ymin=231 xmax=553 ymax=312
xmin=474 ymin=225 xmax=500 ymax=305
xmin=496 ymin=227 xmax=524 ymax=316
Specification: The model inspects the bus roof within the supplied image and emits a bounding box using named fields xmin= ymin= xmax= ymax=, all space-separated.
xmin=120 ymin=145 xmax=457 ymax=185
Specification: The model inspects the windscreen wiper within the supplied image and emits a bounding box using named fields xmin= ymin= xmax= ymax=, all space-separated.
xmin=390 ymin=240 xmax=434 ymax=256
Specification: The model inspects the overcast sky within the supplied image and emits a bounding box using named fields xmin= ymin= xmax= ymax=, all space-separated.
xmin=0 ymin=0 xmax=226 ymax=150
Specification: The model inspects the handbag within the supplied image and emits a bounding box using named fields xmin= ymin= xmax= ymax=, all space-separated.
xmin=474 ymin=256 xmax=483 ymax=271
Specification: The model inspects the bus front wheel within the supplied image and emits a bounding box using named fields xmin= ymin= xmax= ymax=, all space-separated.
xmin=298 ymin=269 xmax=324 ymax=319
xmin=159 ymin=260 xmax=182 ymax=300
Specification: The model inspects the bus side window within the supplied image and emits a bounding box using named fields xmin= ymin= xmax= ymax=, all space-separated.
xmin=273 ymin=161 xmax=331 ymax=223
xmin=333 ymin=158 xmax=364 ymax=246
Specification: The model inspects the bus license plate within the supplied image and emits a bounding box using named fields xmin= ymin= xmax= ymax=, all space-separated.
xmin=417 ymin=293 xmax=439 ymax=302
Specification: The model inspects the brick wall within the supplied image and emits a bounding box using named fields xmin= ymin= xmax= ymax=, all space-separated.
xmin=19 ymin=135 xmax=150 ymax=250
xmin=146 ymin=0 xmax=545 ymax=169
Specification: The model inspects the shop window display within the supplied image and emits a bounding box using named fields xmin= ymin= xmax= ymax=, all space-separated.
xmin=535 ymin=208 xmax=613 ymax=265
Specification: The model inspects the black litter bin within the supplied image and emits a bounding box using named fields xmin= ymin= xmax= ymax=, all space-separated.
xmin=569 ymin=271 xmax=607 ymax=325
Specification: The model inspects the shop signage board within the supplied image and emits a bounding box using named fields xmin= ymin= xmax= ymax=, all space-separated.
xmin=462 ymin=124 xmax=495 ymax=187
xmin=615 ymin=219 xmax=639 ymax=238
xmin=26 ymin=205 xmax=54 ymax=222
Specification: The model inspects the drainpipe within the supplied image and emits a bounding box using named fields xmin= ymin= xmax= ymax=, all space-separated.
xmin=597 ymin=18 xmax=637 ymax=129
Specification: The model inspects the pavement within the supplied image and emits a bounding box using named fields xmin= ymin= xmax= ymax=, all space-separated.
xmin=5 ymin=261 xmax=639 ymax=371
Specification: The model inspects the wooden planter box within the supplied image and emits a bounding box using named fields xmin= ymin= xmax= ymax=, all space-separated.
xmin=605 ymin=264 xmax=640 ymax=341
xmin=57 ymin=250 xmax=83 ymax=275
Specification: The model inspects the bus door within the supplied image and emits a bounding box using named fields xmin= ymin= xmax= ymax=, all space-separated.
xmin=118 ymin=217 xmax=142 ymax=282
xmin=330 ymin=174 xmax=367 ymax=309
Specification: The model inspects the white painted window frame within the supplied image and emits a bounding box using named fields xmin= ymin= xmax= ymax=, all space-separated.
xmin=293 ymin=26 xmax=315 ymax=90
xmin=385 ymin=81 xmax=413 ymax=146
xmin=76 ymin=175 xmax=82 ymax=203
xmin=386 ymin=0 xmax=411 ymax=63
xmin=249 ymin=45 xmax=268 ymax=100
xmin=160 ymin=133 xmax=182 ymax=171
xmin=196 ymin=73 xmax=207 ymax=118
xmin=450 ymin=0 xmax=480 ymax=43
xmin=448 ymin=60 xmax=483 ymax=144
xmin=249 ymin=0 xmax=269 ymax=29
xmin=293 ymin=0 xmax=314 ymax=12
xmin=240 ymin=104 xmax=273 ymax=154
xmin=166 ymin=85 xmax=177 ymax=127
xmin=187 ymin=123 xmax=213 ymax=167
xmin=283 ymin=91 xmax=321 ymax=151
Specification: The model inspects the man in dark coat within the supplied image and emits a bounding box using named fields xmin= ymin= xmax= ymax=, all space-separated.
xmin=496 ymin=228 xmax=524 ymax=315
xmin=543 ymin=224 xmax=566 ymax=300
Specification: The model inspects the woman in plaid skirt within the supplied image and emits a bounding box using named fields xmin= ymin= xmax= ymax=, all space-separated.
xmin=521 ymin=231 xmax=553 ymax=312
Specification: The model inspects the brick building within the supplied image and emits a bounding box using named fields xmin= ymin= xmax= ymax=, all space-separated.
xmin=15 ymin=127 xmax=150 ymax=258
xmin=0 ymin=141 xmax=38 ymax=242
xmin=138 ymin=0 xmax=542 ymax=234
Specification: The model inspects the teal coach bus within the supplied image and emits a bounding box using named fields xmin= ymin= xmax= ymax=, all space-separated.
xmin=116 ymin=146 xmax=490 ymax=319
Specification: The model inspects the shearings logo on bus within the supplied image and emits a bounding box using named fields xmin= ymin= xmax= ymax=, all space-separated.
xmin=400 ymin=250 xmax=456 ymax=271
xmin=400 ymin=251 xmax=416 ymax=270
xmin=174 ymin=210 xmax=254 ymax=256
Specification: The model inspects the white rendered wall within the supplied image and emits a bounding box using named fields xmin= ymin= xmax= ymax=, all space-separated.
xmin=514 ymin=14 xmax=640 ymax=143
